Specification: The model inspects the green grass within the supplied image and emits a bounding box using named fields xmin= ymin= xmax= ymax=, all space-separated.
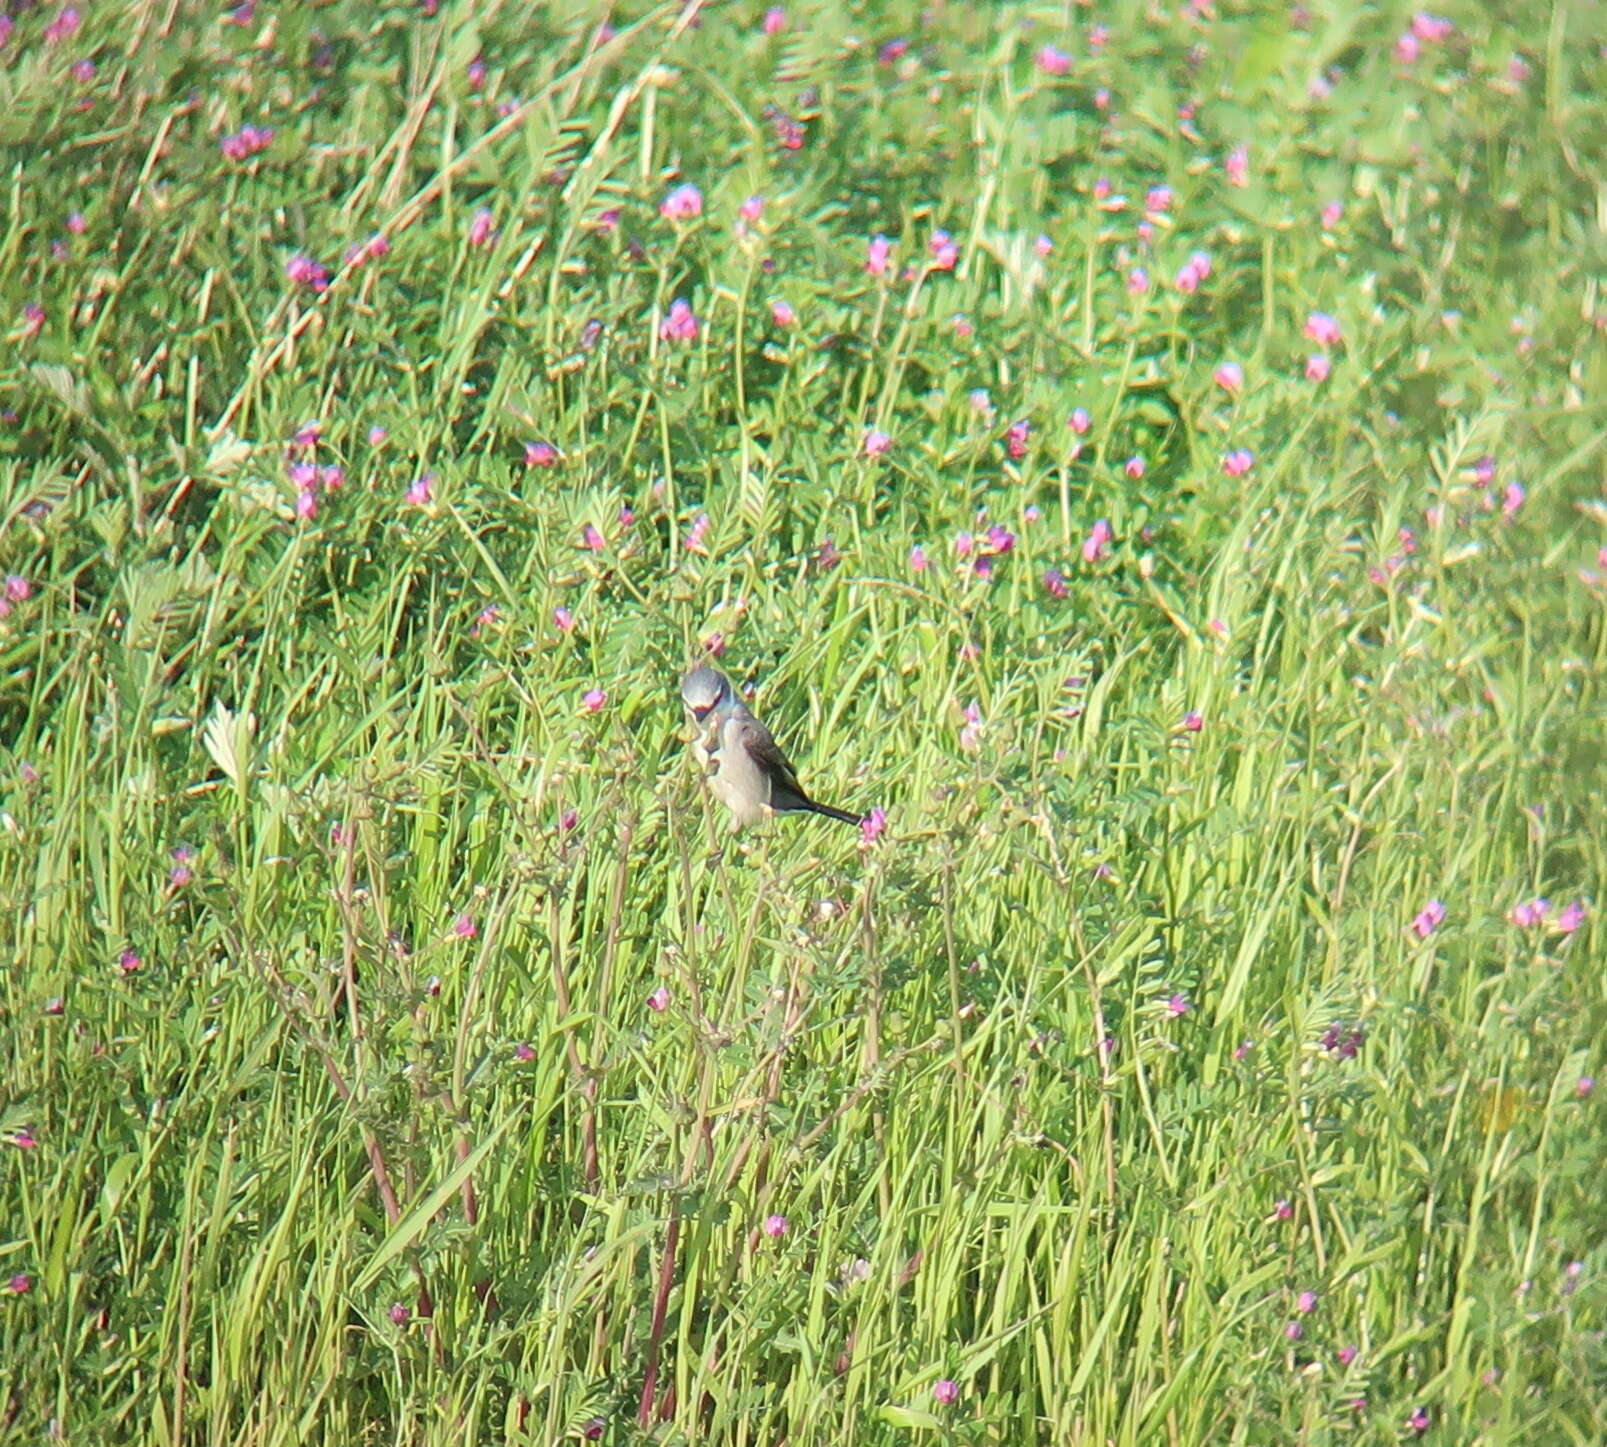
xmin=2 ymin=0 xmax=1605 ymax=1442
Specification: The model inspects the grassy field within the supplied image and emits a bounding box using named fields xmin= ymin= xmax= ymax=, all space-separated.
xmin=2 ymin=0 xmax=1605 ymax=1441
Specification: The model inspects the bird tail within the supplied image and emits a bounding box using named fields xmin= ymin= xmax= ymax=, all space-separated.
xmin=805 ymin=801 xmax=863 ymax=827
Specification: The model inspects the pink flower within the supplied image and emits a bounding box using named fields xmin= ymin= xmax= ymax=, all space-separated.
xmin=466 ymin=55 xmax=486 ymax=90
xmin=660 ymin=298 xmax=699 ymax=342
xmin=1395 ymin=31 xmax=1421 ymax=64
xmin=581 ymin=688 xmax=607 ymax=713
xmin=319 ymin=465 xmax=344 ymax=491
xmin=739 ymin=194 xmax=765 ymax=223
xmin=1412 ymin=899 xmax=1446 ymax=938
xmin=554 ymin=606 xmax=575 ymax=633
xmin=453 ymin=912 xmax=477 ymax=939
xmin=1069 ymin=407 xmax=1091 ymax=435
xmin=1472 ymin=454 xmax=1497 ymax=486
xmin=1510 ymin=897 xmax=1548 ymax=928
xmin=770 ymin=299 xmax=796 ymax=327
xmin=1225 ymin=144 xmax=1249 ymax=187
xmin=514 ymin=1042 xmax=535 ymax=1061
xmin=1124 ymin=455 xmax=1145 ymax=479
xmin=983 ymin=524 xmax=1015 ymax=556
xmin=1034 ymin=232 xmax=1053 ymax=257
xmin=1088 ymin=24 xmax=1109 ymax=49
xmin=1214 ymin=361 xmax=1244 ymax=393
xmin=928 ymin=230 xmax=959 ymax=270
xmin=524 ymin=441 xmax=560 ymax=467
xmin=71 ymin=58 xmax=95 ymax=83
xmin=285 ymin=254 xmax=330 ymax=291
xmin=1284 ymin=1321 xmax=1303 ymax=1341
xmin=659 ymin=183 xmax=703 ymax=220
xmin=1501 ymin=482 xmax=1525 ymax=519
xmin=1005 ymin=420 xmax=1030 ymax=458
xmin=581 ymin=524 xmax=606 ymax=551
xmin=368 ymin=425 xmax=388 ymax=446
xmin=859 ymin=807 xmax=887 ymax=845
xmin=1337 ymin=1345 xmax=1358 ymax=1367
xmin=1412 ymin=11 xmax=1453 ymax=41
xmin=66 ymin=211 xmax=86 ymax=234
xmin=1036 ymin=45 xmax=1072 ymax=76
xmin=19 ymin=302 xmax=44 ymax=337
xmin=1554 ymin=900 xmax=1586 ymax=934
xmin=6 ymin=1274 xmax=30 ymax=1294
xmin=1043 ymin=567 xmax=1068 ymax=598
xmin=405 ymin=473 xmax=434 ymax=506
xmin=295 ymin=489 xmax=318 ymax=520
xmin=865 ymin=234 xmax=893 ymax=275
xmin=1126 ymin=266 xmax=1149 ymax=296
xmin=951 ymin=313 xmax=973 ymax=338
xmin=863 ymin=429 xmax=891 ymax=458
xmin=117 ymin=949 xmax=141 ymax=975
xmin=1578 ymin=1076 xmax=1594 ymax=1098
xmin=1304 ymin=312 xmax=1342 ymax=347
xmin=763 ymin=1213 xmax=789 ymax=1237
xmin=1305 ymin=354 xmax=1331 ymax=383
xmin=1321 ymin=201 xmax=1343 ymax=229
xmin=1182 ymin=711 xmax=1203 ymax=733
xmin=909 ymin=545 xmax=927 ymax=573
xmin=1296 ymin=1290 xmax=1318 ymax=1314
xmin=44 ymin=6 xmax=81 ymax=44
xmin=366 ymin=234 xmax=390 ymax=260
xmin=685 ymin=513 xmax=710 ymax=552
xmin=5 ymin=575 xmax=32 ymax=603
xmin=647 ymin=985 xmax=671 ymax=1012
xmin=932 ymin=1380 xmax=960 ymax=1406
xmin=221 ymin=125 xmax=275 ymax=161
xmin=468 ymin=208 xmax=496 ymax=247
xmin=1222 ymin=449 xmax=1254 ymax=477
xmin=762 ymin=7 xmax=786 ymax=35
xmin=1274 ymin=1199 xmax=1294 ymax=1220
xmin=1082 ymin=519 xmax=1113 ymax=562
xmin=1166 ymin=992 xmax=1190 ymax=1016
xmin=389 ymin=1303 xmax=410 ymax=1325
xmin=1407 ymin=1407 xmax=1429 ymax=1433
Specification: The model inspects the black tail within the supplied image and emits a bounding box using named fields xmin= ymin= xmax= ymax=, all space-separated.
xmin=801 ymin=801 xmax=862 ymax=827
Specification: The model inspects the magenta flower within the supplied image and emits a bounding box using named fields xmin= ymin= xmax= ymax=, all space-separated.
xmin=1472 ymin=454 xmax=1497 ymax=486
xmin=5 ymin=575 xmax=32 ymax=603
xmin=659 ymin=183 xmax=703 ymax=220
xmin=117 ymin=948 xmax=141 ymax=975
xmin=1304 ymin=312 xmax=1342 ymax=347
xmin=581 ymin=524 xmax=606 ymax=551
xmin=865 ymin=234 xmax=893 ymax=275
xmin=19 ymin=303 xmax=44 ymax=338
xmin=581 ymin=688 xmax=607 ymax=713
xmin=453 ymin=913 xmax=477 ymax=939
xmin=770 ymin=299 xmax=796 ymax=327
xmin=1511 ymin=897 xmax=1549 ymax=928
xmin=1321 ymin=201 xmax=1343 ymax=229
xmin=1225 ymin=144 xmax=1249 ymax=187
xmin=1182 ymin=711 xmax=1203 ymax=732
xmin=1166 ymin=992 xmax=1190 ymax=1017
xmin=1222 ymin=449 xmax=1254 ymax=477
xmin=1407 ymin=1407 xmax=1429 ymax=1433
xmin=762 ymin=6 xmax=786 ymax=33
xmin=1395 ymin=31 xmax=1422 ymax=63
xmin=647 ymin=985 xmax=671 ymax=1013
xmin=859 ymin=807 xmax=887 ymax=845
xmin=1554 ymin=900 xmax=1586 ymax=934
xmin=1284 ymin=1321 xmax=1303 ymax=1341
xmin=294 ymin=485 xmax=319 ymax=521
xmin=285 ymin=254 xmax=329 ymax=292
xmin=1337 ymin=1345 xmax=1358 ymax=1367
xmin=684 ymin=513 xmax=710 ymax=552
xmin=1126 ymin=266 xmax=1150 ymax=295
xmin=1501 ymin=482 xmax=1525 ymax=519
xmin=552 ymin=606 xmax=575 ymax=634
xmin=928 ymin=230 xmax=959 ymax=271
xmin=1145 ymin=185 xmax=1173 ymax=213
xmin=404 ymin=474 xmax=434 ymax=506
xmin=389 ymin=1303 xmax=410 ymax=1325
xmin=1005 ymin=420 xmax=1031 ymax=459
xmin=1124 ymin=455 xmax=1145 ymax=479
xmin=1082 ymin=519 xmax=1112 ymax=563
xmin=1213 ymin=362 xmax=1244 ymax=394
xmin=1296 ymin=1290 xmax=1318 ymax=1314
xmin=368 ymin=424 xmax=388 ymax=446
xmin=1411 ymin=899 xmax=1446 ymax=938
xmin=468 ymin=207 xmax=496 ymax=247
xmin=1274 ymin=1199 xmax=1294 ymax=1220
xmin=1043 ymin=567 xmax=1068 ymax=598
xmin=1578 ymin=1076 xmax=1595 ymax=1098
xmin=6 ymin=1274 xmax=30 ymax=1295
xmin=513 ymin=1041 xmax=535 ymax=1061
xmin=71 ymin=58 xmax=96 ymax=83
xmin=909 ymin=545 xmax=928 ymax=574
xmin=738 ymin=194 xmax=765 ymax=223
xmin=763 ymin=1213 xmax=789 ymax=1237
xmin=1034 ymin=233 xmax=1053 ymax=257
xmin=1305 ymin=353 xmax=1331 ymax=383
xmin=1069 ymin=407 xmax=1091 ymax=435
xmin=523 ymin=441 xmax=560 ymax=468
xmin=951 ymin=313 xmax=973 ymax=338
xmin=932 ymin=1380 xmax=960 ymax=1406
xmin=1035 ymin=44 xmax=1072 ymax=76
xmin=660 ymin=298 xmax=699 ymax=342
xmin=221 ymin=124 xmax=275 ymax=161
xmin=1175 ymin=256 xmax=1209 ymax=293
xmin=44 ymin=6 xmax=82 ymax=44
xmin=863 ymin=429 xmax=892 ymax=458
xmin=320 ymin=465 xmax=344 ymax=491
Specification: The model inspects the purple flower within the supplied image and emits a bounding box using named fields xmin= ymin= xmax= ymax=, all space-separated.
xmin=524 ymin=441 xmax=560 ymax=467
xmin=1036 ymin=44 xmax=1071 ymax=75
xmin=1165 ymin=992 xmax=1190 ymax=1017
xmin=1043 ymin=567 xmax=1068 ymax=599
xmin=932 ymin=1380 xmax=960 ymax=1406
xmin=1554 ymin=900 xmax=1586 ymax=934
xmin=1320 ymin=1023 xmax=1365 ymax=1060
xmin=1304 ymin=312 xmax=1342 ymax=347
xmin=453 ymin=912 xmax=477 ymax=939
xmin=660 ymin=298 xmax=699 ymax=342
xmin=1337 ymin=1345 xmax=1358 ymax=1367
xmin=659 ymin=184 xmax=703 ymax=220
xmin=1411 ymin=899 xmax=1446 ymax=938
xmin=1510 ymin=897 xmax=1549 ymax=929
xmin=389 ymin=1303 xmax=410 ymax=1325
xmin=1296 ymin=1290 xmax=1318 ymax=1314
xmin=1222 ymin=448 xmax=1254 ymax=477
xmin=762 ymin=1214 xmax=788 ymax=1238
xmin=859 ymin=807 xmax=887 ymax=846
xmin=1407 ymin=1407 xmax=1430 ymax=1433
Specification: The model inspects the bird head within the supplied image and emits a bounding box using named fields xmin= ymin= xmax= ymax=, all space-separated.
xmin=681 ymin=664 xmax=734 ymax=723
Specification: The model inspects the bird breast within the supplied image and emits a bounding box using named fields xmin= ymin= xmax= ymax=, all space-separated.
xmin=709 ymin=712 xmax=770 ymax=826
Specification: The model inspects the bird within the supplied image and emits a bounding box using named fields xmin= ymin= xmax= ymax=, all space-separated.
xmin=681 ymin=664 xmax=861 ymax=830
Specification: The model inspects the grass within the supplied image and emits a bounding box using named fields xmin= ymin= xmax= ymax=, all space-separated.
xmin=2 ymin=0 xmax=1605 ymax=1442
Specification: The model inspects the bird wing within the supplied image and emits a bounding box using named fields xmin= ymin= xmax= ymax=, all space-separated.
xmin=733 ymin=716 xmax=809 ymax=804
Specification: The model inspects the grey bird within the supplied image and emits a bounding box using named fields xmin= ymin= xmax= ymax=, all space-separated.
xmin=681 ymin=664 xmax=860 ymax=830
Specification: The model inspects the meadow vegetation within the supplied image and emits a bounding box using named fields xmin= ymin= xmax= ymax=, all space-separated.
xmin=1 ymin=0 xmax=1604 ymax=1442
